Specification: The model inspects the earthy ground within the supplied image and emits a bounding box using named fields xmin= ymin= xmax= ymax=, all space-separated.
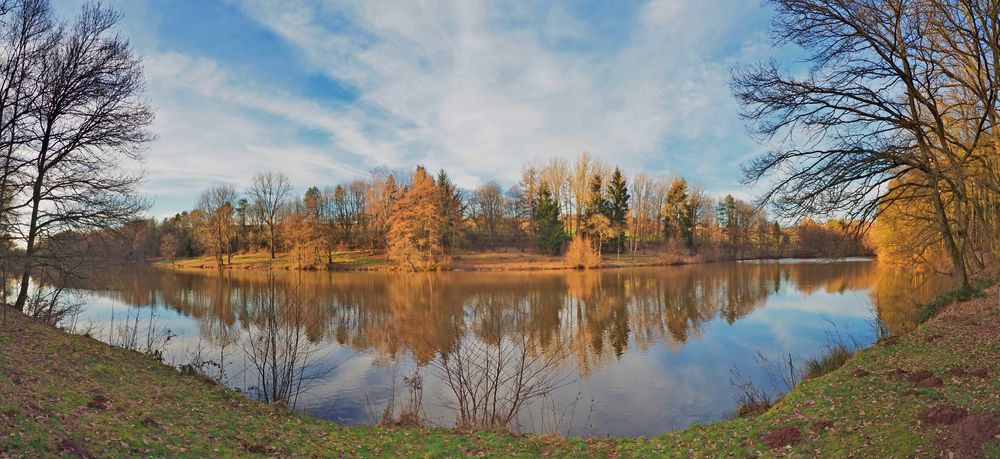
xmin=160 ymin=249 xmax=684 ymax=272
xmin=2 ymin=286 xmax=1000 ymax=457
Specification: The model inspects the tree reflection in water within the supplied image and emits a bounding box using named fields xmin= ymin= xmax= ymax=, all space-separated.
xmin=72 ymin=260 xmax=947 ymax=432
xmin=240 ymin=273 xmax=332 ymax=407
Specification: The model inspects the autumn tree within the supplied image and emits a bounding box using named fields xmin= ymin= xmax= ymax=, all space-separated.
xmin=234 ymin=198 xmax=249 ymax=252
xmin=195 ymin=186 xmax=238 ymax=266
xmin=303 ymin=186 xmax=323 ymax=219
xmin=160 ymin=233 xmax=180 ymax=263
xmin=568 ymin=153 xmax=608 ymax=234
xmin=365 ymin=169 xmax=397 ymax=252
xmin=284 ymin=209 xmax=327 ymax=269
xmin=539 ymin=157 xmax=569 ymax=228
xmin=387 ymin=167 xmax=449 ymax=271
xmin=436 ymin=169 xmax=465 ymax=250
xmin=627 ymin=173 xmax=659 ymax=253
xmin=516 ymin=162 xmax=540 ymax=224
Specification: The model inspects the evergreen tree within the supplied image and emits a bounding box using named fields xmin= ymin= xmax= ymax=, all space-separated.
xmin=663 ymin=178 xmax=694 ymax=250
xmin=303 ymin=186 xmax=322 ymax=218
xmin=606 ymin=167 xmax=630 ymax=254
xmin=715 ymin=194 xmax=740 ymax=255
xmin=533 ymin=185 xmax=565 ymax=254
xmin=436 ymin=169 xmax=464 ymax=250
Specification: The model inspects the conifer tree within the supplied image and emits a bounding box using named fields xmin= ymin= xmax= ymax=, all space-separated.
xmin=436 ymin=169 xmax=464 ymax=250
xmin=606 ymin=168 xmax=630 ymax=255
xmin=663 ymin=178 xmax=694 ymax=250
xmin=533 ymin=185 xmax=565 ymax=254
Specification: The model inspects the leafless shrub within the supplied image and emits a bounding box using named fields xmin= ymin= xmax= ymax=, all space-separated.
xmin=730 ymin=352 xmax=800 ymax=418
xmin=729 ymin=366 xmax=773 ymax=418
xmin=240 ymin=276 xmax=332 ymax=407
xmin=107 ymin=306 xmax=174 ymax=361
xmin=22 ymin=283 xmax=82 ymax=326
xmin=180 ymin=339 xmax=231 ymax=386
xmin=430 ymin=320 xmax=573 ymax=431
xmin=525 ymin=390 xmax=595 ymax=437
xmin=377 ymin=367 xmax=426 ymax=427
xmin=731 ymin=320 xmax=863 ymax=418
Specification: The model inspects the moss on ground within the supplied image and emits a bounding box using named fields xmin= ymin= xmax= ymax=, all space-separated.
xmin=2 ymin=286 xmax=1000 ymax=457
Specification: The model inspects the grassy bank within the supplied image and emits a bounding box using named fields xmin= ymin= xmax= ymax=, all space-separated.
xmin=3 ymin=286 xmax=1000 ymax=457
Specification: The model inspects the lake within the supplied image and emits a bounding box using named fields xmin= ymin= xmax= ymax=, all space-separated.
xmin=66 ymin=259 xmax=944 ymax=437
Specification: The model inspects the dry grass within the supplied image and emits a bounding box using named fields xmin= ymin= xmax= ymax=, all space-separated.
xmin=162 ymin=248 xmax=681 ymax=273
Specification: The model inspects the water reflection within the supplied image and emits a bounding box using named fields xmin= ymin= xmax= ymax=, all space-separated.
xmin=70 ymin=260 xmax=944 ymax=436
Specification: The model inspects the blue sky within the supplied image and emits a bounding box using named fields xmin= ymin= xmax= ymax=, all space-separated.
xmin=52 ymin=0 xmax=786 ymax=217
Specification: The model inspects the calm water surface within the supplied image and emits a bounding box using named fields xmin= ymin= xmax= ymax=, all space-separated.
xmin=69 ymin=259 xmax=944 ymax=437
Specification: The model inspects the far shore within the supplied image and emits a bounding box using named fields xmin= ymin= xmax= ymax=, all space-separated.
xmin=155 ymin=249 xmax=874 ymax=273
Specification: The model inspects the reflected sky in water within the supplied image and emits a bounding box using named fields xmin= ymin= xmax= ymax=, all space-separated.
xmin=68 ymin=259 xmax=945 ymax=437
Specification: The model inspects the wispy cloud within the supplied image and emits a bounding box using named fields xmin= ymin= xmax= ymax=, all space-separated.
xmin=230 ymin=0 xmax=772 ymax=190
xmin=53 ymin=0 xmax=776 ymax=213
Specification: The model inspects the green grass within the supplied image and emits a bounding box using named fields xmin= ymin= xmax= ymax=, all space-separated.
xmin=3 ymin=283 xmax=1000 ymax=457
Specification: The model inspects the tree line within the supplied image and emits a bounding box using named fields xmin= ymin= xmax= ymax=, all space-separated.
xmin=117 ymin=151 xmax=869 ymax=271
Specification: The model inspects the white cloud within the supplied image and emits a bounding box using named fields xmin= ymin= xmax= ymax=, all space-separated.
xmin=228 ymin=0 xmax=771 ymax=190
xmin=138 ymin=51 xmax=379 ymax=213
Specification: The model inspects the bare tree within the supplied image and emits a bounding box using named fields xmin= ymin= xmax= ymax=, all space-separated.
xmin=470 ymin=181 xmax=507 ymax=248
xmin=628 ymin=173 xmax=656 ymax=254
xmin=568 ymin=152 xmax=593 ymax=235
xmin=733 ymin=0 xmax=1000 ymax=289
xmin=0 ymin=0 xmax=54 ymax=251
xmin=538 ymin=157 xmax=569 ymax=229
xmin=430 ymin=318 xmax=572 ymax=430
xmin=11 ymin=3 xmax=153 ymax=310
xmin=194 ymin=185 xmax=237 ymax=266
xmin=248 ymin=171 xmax=291 ymax=259
xmin=241 ymin=274 xmax=330 ymax=407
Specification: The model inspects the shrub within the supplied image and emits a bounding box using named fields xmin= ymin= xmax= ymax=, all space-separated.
xmin=564 ymin=236 xmax=601 ymax=269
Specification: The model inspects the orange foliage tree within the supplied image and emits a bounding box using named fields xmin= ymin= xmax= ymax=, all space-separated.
xmin=564 ymin=236 xmax=601 ymax=269
xmin=386 ymin=167 xmax=451 ymax=271
xmin=284 ymin=210 xmax=329 ymax=269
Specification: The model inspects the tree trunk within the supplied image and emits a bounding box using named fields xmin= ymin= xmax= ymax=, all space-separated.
xmin=14 ymin=149 xmax=45 ymax=311
xmin=269 ymin=224 xmax=276 ymax=259
xmin=930 ymin=177 xmax=970 ymax=289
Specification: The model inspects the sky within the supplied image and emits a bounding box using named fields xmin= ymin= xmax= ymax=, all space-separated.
xmin=51 ymin=0 xmax=789 ymax=217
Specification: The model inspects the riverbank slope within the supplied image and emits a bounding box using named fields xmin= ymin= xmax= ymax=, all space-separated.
xmin=2 ymin=286 xmax=999 ymax=457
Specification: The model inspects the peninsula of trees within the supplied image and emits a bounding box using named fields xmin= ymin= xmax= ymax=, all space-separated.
xmin=117 ymin=152 xmax=870 ymax=272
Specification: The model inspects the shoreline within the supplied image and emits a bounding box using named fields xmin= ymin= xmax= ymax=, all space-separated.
xmin=2 ymin=278 xmax=997 ymax=456
xmin=156 ymin=250 xmax=874 ymax=274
